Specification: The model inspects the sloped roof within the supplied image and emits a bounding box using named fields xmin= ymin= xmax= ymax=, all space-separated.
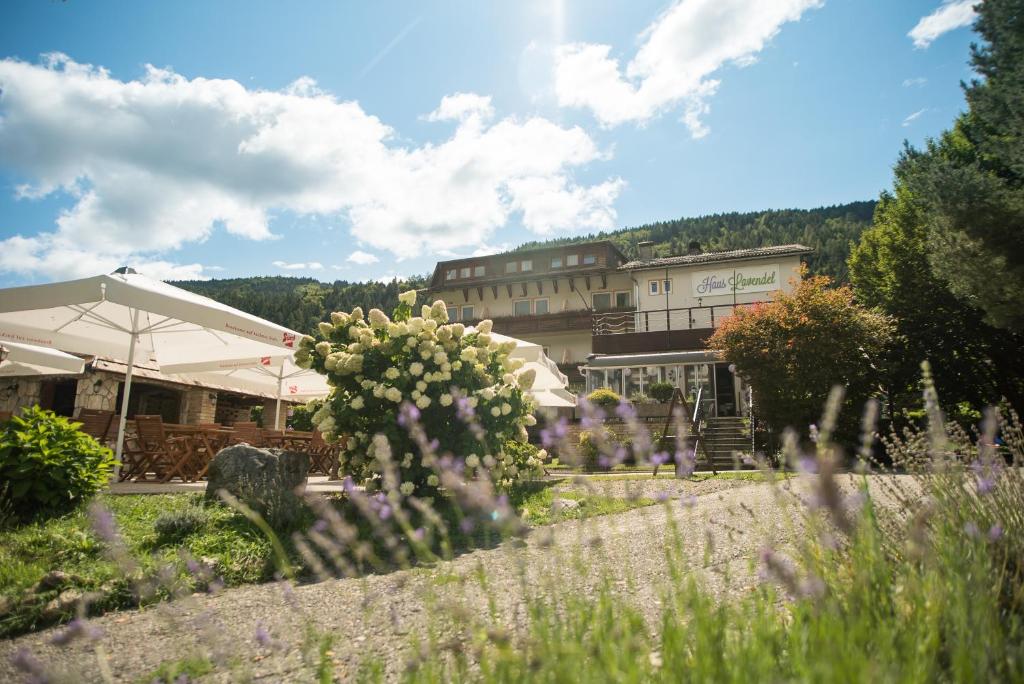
xmin=621 ymin=244 xmax=813 ymax=271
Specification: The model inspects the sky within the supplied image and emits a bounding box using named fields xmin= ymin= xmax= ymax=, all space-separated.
xmin=0 ymin=0 xmax=982 ymax=287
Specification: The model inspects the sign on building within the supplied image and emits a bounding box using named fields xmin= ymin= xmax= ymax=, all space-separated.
xmin=690 ymin=263 xmax=780 ymax=297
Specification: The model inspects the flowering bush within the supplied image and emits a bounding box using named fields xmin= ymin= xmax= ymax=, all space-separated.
xmin=295 ymin=290 xmax=546 ymax=494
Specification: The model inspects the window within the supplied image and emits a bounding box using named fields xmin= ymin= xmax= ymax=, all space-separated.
xmin=520 ymin=259 xmax=533 ymax=272
xmin=534 ymin=298 xmax=549 ymax=315
xmin=583 ymin=254 xmax=597 ymax=265
xmin=663 ymin=279 xmax=672 ymax=294
xmin=649 ymin=280 xmax=660 ymax=295
xmin=550 ymin=257 xmax=563 ymax=269
xmin=446 ymin=306 xmax=458 ymax=321
xmin=460 ymin=267 xmax=471 ymax=278
xmin=473 ymin=265 xmax=485 ymax=277
xmin=505 ymin=262 xmax=517 ymax=274
xmin=446 ymin=269 xmax=457 ymax=281
xmin=513 ymin=300 xmax=532 ymax=316
xmin=592 ymin=292 xmax=612 ymax=311
xmin=461 ymin=305 xmax=475 ymax=320
xmin=566 ymin=254 xmax=579 ymax=267
xmin=615 ymin=291 xmax=631 ymax=308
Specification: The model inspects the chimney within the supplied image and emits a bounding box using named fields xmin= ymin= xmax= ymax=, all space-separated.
xmin=637 ymin=241 xmax=655 ymax=260
xmin=687 ymin=240 xmax=702 ymax=255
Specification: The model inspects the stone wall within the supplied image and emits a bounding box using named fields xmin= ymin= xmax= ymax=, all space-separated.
xmin=182 ymin=388 xmax=218 ymax=425
xmin=262 ymin=399 xmax=289 ymax=430
xmin=73 ymin=372 xmax=120 ymax=414
xmin=0 ymin=378 xmax=41 ymax=415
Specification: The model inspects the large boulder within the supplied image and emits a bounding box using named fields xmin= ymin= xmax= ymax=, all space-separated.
xmin=205 ymin=445 xmax=309 ymax=528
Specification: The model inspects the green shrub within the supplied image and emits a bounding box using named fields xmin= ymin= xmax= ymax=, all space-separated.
xmin=578 ymin=427 xmax=615 ymax=471
xmin=153 ymin=506 xmax=209 ymax=541
xmin=288 ymin=399 xmax=323 ymax=432
xmin=0 ymin=407 xmax=116 ymax=520
xmin=648 ymin=382 xmax=675 ymax=403
xmin=586 ymin=388 xmax=621 ymax=410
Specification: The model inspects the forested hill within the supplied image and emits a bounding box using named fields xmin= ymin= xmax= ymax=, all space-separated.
xmin=517 ymin=200 xmax=876 ymax=283
xmin=173 ymin=275 xmax=428 ymax=335
xmin=174 ymin=200 xmax=875 ymax=333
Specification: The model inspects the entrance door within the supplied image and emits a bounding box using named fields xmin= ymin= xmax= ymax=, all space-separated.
xmin=714 ymin=364 xmax=737 ymax=416
xmin=39 ymin=379 xmax=77 ymax=417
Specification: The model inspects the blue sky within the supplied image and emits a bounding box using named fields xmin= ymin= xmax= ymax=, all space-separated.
xmin=0 ymin=0 xmax=980 ymax=286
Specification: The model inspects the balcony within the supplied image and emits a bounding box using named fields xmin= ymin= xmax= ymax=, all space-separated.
xmin=591 ymin=303 xmax=763 ymax=355
xmin=466 ymin=309 xmax=595 ymax=337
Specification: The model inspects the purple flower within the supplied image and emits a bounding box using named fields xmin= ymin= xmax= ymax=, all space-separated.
xmin=10 ymin=648 xmax=46 ymax=682
xmin=89 ymin=504 xmax=118 ymax=544
xmin=312 ymin=519 xmax=329 ymax=533
xmin=342 ymin=476 xmax=356 ymax=494
xmin=615 ymin=400 xmax=637 ymax=421
xmin=377 ymin=504 xmax=392 ymax=521
xmin=50 ymin=619 xmax=103 ymax=646
xmin=655 ymin=491 xmax=671 ymax=502
xmin=651 ymin=451 xmax=669 ymax=466
xmin=797 ymin=456 xmax=819 ymax=474
xmin=411 ymin=527 xmax=426 ymax=542
xmin=397 ymin=402 xmax=420 ymax=427
xmin=989 ymin=524 xmax=1004 ymax=542
xmin=977 ymin=476 xmax=996 ymax=496
xmin=680 ymin=494 xmax=698 ymax=509
xmin=964 ymin=521 xmax=980 ymax=538
xmin=459 ymin=518 xmax=475 ymax=534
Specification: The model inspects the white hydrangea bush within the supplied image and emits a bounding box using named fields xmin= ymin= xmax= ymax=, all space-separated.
xmin=295 ymin=290 xmax=547 ymax=494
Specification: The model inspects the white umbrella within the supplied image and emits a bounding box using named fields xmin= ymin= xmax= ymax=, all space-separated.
xmin=471 ymin=329 xmax=577 ymax=408
xmin=0 ymin=268 xmax=304 ymax=458
xmin=0 ymin=341 xmax=86 ymax=377
xmin=160 ymin=356 xmax=331 ymax=429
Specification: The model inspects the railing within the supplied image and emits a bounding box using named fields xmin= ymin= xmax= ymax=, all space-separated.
xmin=592 ymin=302 xmax=764 ymax=336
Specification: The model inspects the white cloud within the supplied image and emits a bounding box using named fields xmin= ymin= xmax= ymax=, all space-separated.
xmin=909 ymin=0 xmax=977 ymax=49
xmin=902 ymin=77 xmax=928 ymax=88
xmin=902 ymin=108 xmax=928 ymax=127
xmin=553 ymin=0 xmax=822 ymax=136
xmin=273 ymin=261 xmax=324 ymax=271
xmin=347 ymin=250 xmax=380 ymax=265
xmin=0 ymin=54 xmax=623 ymax=281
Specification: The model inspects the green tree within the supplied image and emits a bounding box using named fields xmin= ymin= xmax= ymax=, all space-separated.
xmin=849 ymin=182 xmax=1024 ymax=421
xmin=709 ymin=273 xmax=893 ymax=439
xmin=902 ymin=0 xmax=1024 ymax=330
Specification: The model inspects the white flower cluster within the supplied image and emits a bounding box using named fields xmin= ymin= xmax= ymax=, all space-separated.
xmin=297 ymin=290 xmax=547 ymax=493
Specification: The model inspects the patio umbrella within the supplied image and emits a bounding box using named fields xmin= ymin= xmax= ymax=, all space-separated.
xmin=0 ymin=268 xmax=304 ymax=459
xmin=470 ymin=329 xmax=577 ymax=408
xmin=0 ymin=341 xmax=86 ymax=377
xmin=160 ymin=355 xmax=331 ymax=429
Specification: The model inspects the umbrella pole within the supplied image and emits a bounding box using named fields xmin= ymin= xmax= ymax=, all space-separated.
xmin=114 ymin=309 xmax=141 ymax=464
xmin=274 ymin=365 xmax=284 ymax=430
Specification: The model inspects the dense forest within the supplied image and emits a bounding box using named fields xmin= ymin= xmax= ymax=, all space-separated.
xmin=174 ymin=200 xmax=874 ymax=333
xmin=517 ymin=201 xmax=876 ymax=283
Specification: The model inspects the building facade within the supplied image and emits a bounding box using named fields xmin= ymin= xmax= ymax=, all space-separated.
xmin=426 ymin=240 xmax=811 ymax=415
xmin=425 ymin=241 xmax=634 ymax=384
xmin=585 ymin=242 xmax=811 ymax=417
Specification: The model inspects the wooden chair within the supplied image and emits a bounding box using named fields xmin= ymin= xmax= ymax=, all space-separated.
xmin=262 ymin=429 xmax=285 ymax=448
xmin=307 ymin=431 xmax=342 ymax=477
xmin=130 ymin=415 xmax=200 ymax=482
xmin=76 ymin=409 xmax=114 ymax=443
xmin=229 ymin=421 xmax=264 ymax=447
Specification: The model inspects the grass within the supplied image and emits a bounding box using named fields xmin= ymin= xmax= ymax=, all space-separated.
xmin=0 ymin=477 xmax=671 ymax=638
xmin=0 ymin=492 xmax=288 ymax=638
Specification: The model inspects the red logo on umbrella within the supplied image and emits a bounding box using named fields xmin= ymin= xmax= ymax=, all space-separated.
xmin=260 ymin=356 xmax=272 ymax=366
xmin=288 ymin=385 xmax=298 ymax=394
xmin=282 ymin=332 xmax=295 ymax=348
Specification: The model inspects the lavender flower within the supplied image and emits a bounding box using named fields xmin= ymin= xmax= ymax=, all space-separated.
xmin=680 ymin=494 xmax=698 ymax=509
xmin=964 ymin=521 xmax=980 ymax=538
xmin=10 ymin=648 xmax=47 ymax=683
xmin=988 ymin=524 xmax=1004 ymax=542
xmin=50 ymin=618 xmax=103 ymax=646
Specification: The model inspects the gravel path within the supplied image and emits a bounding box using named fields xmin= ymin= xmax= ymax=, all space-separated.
xmin=0 ymin=474 xmax=911 ymax=683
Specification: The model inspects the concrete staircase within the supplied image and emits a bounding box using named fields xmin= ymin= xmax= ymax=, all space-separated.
xmin=700 ymin=416 xmax=753 ymax=470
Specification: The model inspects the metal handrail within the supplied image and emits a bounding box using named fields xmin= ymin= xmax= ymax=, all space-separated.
xmin=591 ymin=302 xmax=765 ymax=335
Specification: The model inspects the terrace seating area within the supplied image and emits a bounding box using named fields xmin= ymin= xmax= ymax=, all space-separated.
xmin=0 ymin=408 xmax=339 ymax=484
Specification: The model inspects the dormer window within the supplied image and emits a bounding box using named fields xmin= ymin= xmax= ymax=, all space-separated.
xmin=551 ymin=257 xmax=563 ymax=269
xmin=566 ymin=254 xmax=579 ymax=266
xmin=583 ymin=254 xmax=597 ymax=265
xmin=521 ymin=260 xmax=533 ymax=272
xmin=506 ymin=262 xmax=517 ymax=274
xmin=446 ymin=269 xmax=457 ymax=281
xmin=460 ymin=267 xmax=471 ymax=278
xmin=473 ymin=265 xmax=485 ymax=277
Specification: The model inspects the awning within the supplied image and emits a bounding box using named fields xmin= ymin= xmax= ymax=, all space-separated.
xmin=582 ymin=350 xmax=720 ymax=369
xmin=469 ymin=328 xmax=576 ymax=408
xmin=0 ymin=341 xmax=87 ymax=377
